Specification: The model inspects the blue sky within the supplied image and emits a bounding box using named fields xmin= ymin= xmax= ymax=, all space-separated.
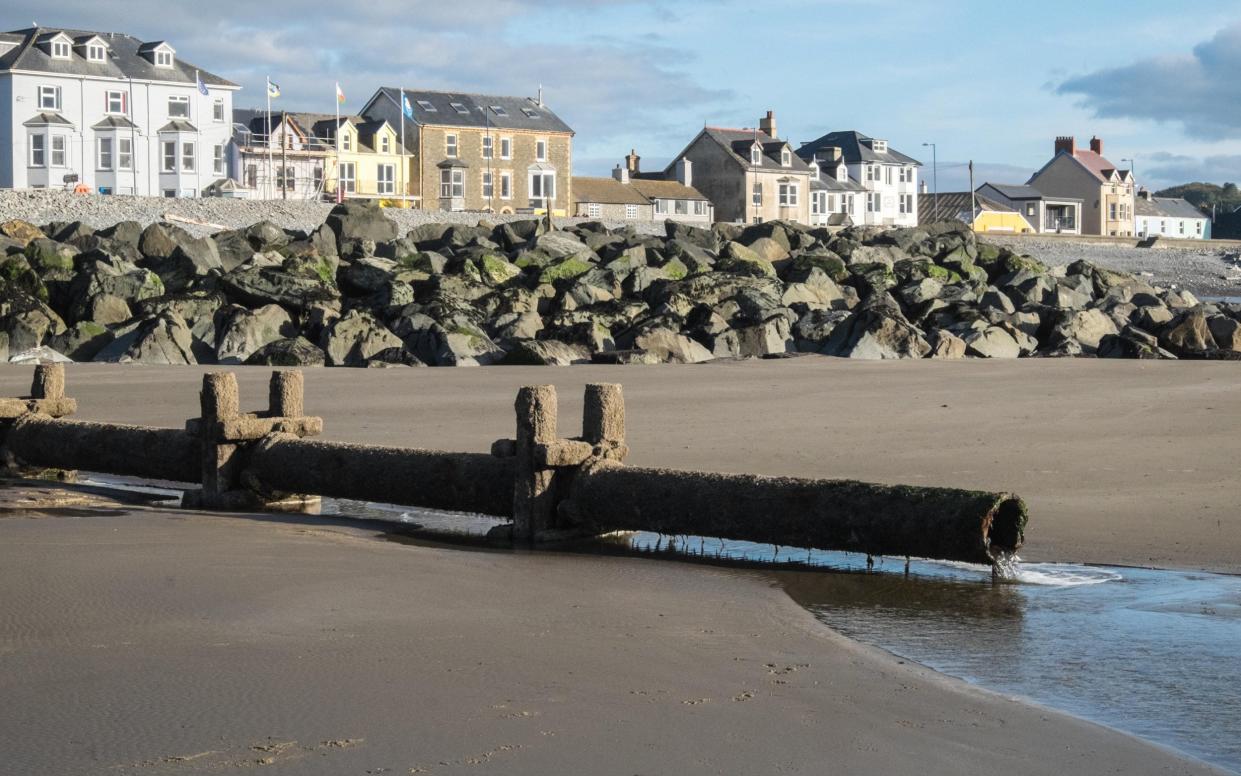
xmin=11 ymin=0 xmax=1241 ymax=191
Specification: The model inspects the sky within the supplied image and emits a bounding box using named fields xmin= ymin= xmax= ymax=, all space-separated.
xmin=10 ymin=0 xmax=1241 ymax=192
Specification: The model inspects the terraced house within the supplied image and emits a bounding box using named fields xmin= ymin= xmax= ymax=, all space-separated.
xmin=0 ymin=26 xmax=238 ymax=197
xmin=360 ymin=88 xmax=574 ymax=215
xmin=795 ymin=131 xmax=921 ymax=227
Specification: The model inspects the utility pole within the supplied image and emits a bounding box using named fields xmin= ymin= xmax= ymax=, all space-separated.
xmin=922 ymin=142 xmax=938 ymax=219
xmin=969 ymin=160 xmax=976 ymax=231
xmin=281 ymin=117 xmax=287 ymax=200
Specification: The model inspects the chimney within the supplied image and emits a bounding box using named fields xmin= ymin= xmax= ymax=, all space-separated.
xmin=675 ymin=157 xmax=692 ymax=188
xmin=1139 ymin=188 xmax=1152 ymax=201
xmin=920 ymin=180 xmax=928 ymax=194
xmin=1054 ymin=136 xmax=1076 ymax=156
xmin=759 ymin=110 xmax=777 ymax=138
xmin=1090 ymin=136 xmax=1103 ymax=156
xmin=625 ymin=148 xmax=640 ymax=175
xmin=613 ymin=164 xmax=629 ymax=184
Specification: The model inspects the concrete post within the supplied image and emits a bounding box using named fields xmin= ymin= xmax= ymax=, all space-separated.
xmin=200 ymin=372 xmax=241 ymax=505
xmin=268 ymin=370 xmax=304 ymax=419
xmin=512 ymin=384 xmax=558 ymax=542
xmin=31 ymin=364 xmax=65 ymax=400
xmin=582 ymin=383 xmax=626 ymax=461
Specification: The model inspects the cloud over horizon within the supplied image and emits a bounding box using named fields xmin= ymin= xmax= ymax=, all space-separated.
xmin=1057 ymin=23 xmax=1241 ymax=140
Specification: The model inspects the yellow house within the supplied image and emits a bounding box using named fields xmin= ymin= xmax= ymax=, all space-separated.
xmin=918 ymin=192 xmax=1035 ymax=234
xmin=288 ymin=114 xmax=412 ymax=204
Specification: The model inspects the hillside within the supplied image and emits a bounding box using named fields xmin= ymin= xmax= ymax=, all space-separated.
xmin=1154 ymin=182 xmax=1241 ymax=212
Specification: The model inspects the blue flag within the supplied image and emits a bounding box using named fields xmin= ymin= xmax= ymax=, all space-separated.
xmin=402 ymin=94 xmax=413 ymax=119
xmin=196 ymin=70 xmax=209 ymax=96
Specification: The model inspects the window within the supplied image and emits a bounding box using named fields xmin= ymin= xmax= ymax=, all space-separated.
xmin=450 ymin=102 xmax=469 ymax=115
xmin=482 ymin=170 xmax=493 ymax=199
xmin=587 ymin=203 xmax=601 ymax=218
xmin=654 ymin=199 xmax=667 ymax=214
xmin=182 ymin=142 xmax=195 ymax=172
xmin=168 ymin=95 xmax=189 ymax=118
xmin=380 ymin=135 xmax=390 ymax=153
xmin=490 ymin=105 xmax=507 ymax=117
xmin=313 ymin=166 xmax=323 ymax=192
xmin=625 ymin=204 xmax=638 ymax=219
xmin=29 ymin=134 xmax=45 ymax=166
xmin=750 ymin=145 xmax=761 ymax=165
xmin=529 ymin=171 xmax=555 ymax=201
xmin=87 ymin=43 xmax=106 ymax=62
xmin=811 ymin=192 xmax=822 ymax=215
xmin=1109 ymin=203 xmax=1118 ymax=220
xmin=98 ymin=137 xmax=113 ymax=170
xmin=500 ymin=137 xmax=512 ymax=159
xmin=1026 ymin=203 xmax=1036 ymax=217
xmin=213 ymin=144 xmax=224 ymax=175
xmin=377 ymin=163 xmax=395 ymax=195
xmin=535 ymin=139 xmax=547 ymax=161
xmin=781 ymin=148 xmax=791 ymax=167
xmin=752 ymin=182 xmax=762 ymax=207
xmin=827 ymin=194 xmax=837 ymax=212
xmin=872 ymin=140 xmax=887 ymax=153
xmin=694 ymin=200 xmax=707 ymax=216
xmin=38 ymin=85 xmax=60 ymax=110
xmin=522 ymin=107 xmax=538 ymax=118
xmin=899 ymin=194 xmax=914 ymax=214
xmin=118 ymin=138 xmax=133 ymax=171
xmin=278 ymin=166 xmax=295 ymax=192
xmin=162 ymin=140 xmax=177 ymax=172
xmin=163 ymin=189 xmax=177 ymax=198
xmin=338 ymin=162 xmax=356 ymax=193
xmin=899 ymin=167 xmax=914 ymax=183
xmin=440 ymin=168 xmax=464 ymax=198
xmin=778 ymin=182 xmax=798 ymax=207
xmin=416 ymin=100 xmax=436 ymax=112
xmin=500 ymin=172 xmax=512 ymax=199
xmin=50 ymin=135 xmax=67 ymax=167
xmin=155 ymin=49 xmax=173 ymax=67
xmin=885 ymin=166 xmax=893 ymax=185
xmin=867 ymin=192 xmax=881 ymax=212
xmin=52 ymin=40 xmax=71 ymax=59
xmin=1179 ymin=220 xmax=1186 ymax=235
xmin=674 ymin=199 xmax=688 ymax=215
xmin=446 ymin=134 xmax=457 ymax=158
xmin=842 ymin=195 xmax=853 ymax=214
xmin=482 ymin=135 xmax=493 ymax=159
xmin=341 ymin=131 xmax=351 ymax=152
xmin=106 ymin=90 xmax=126 ymax=114
xmin=213 ymin=99 xmax=224 ymax=122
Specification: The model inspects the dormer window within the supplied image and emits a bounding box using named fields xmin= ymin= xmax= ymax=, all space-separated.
xmin=872 ymin=139 xmax=887 ymax=153
xmin=155 ymin=50 xmax=173 ymax=67
xmin=51 ymin=40 xmax=71 ymax=59
xmin=750 ymin=144 xmax=762 ymax=165
xmin=341 ymin=131 xmax=351 ymax=152
xmin=837 ymin=165 xmax=847 ymax=182
xmin=87 ymin=43 xmax=106 ymax=62
xmin=781 ymin=148 xmax=791 ymax=167
xmin=381 ymin=135 xmax=390 ymax=153
xmin=810 ymin=162 xmax=819 ymax=181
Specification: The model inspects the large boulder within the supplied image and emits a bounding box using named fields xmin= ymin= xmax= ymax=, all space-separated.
xmin=499 ymin=339 xmax=590 ymax=366
xmin=48 ymin=321 xmax=114 ymax=361
xmin=822 ymin=301 xmax=930 ymax=359
xmin=138 ymin=222 xmax=195 ymax=262
xmin=633 ymin=328 xmax=714 ymax=364
xmin=325 ymin=201 xmax=399 ymax=256
xmin=220 ymin=266 xmax=340 ymax=312
xmin=116 ymin=312 xmax=196 ymax=364
xmin=321 ymin=309 xmax=404 ymax=367
xmin=1207 ymin=316 xmax=1241 ymax=352
xmin=964 ymin=326 xmax=1021 ymax=358
xmin=1046 ymin=309 xmax=1119 ymax=355
xmin=24 ymin=238 xmax=78 ymax=274
xmin=215 ymin=304 xmax=297 ymax=364
xmin=0 ymin=219 xmax=45 ymax=247
xmin=1159 ymin=308 xmax=1216 ymax=354
xmin=244 ymin=337 xmax=327 ymax=367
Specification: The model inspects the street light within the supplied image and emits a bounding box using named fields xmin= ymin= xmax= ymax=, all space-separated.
xmin=922 ymin=142 xmax=938 ymax=219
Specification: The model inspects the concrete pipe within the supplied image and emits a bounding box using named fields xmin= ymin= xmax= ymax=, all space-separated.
xmin=560 ymin=462 xmax=1026 ymax=565
xmin=247 ymin=435 xmax=517 ymax=518
xmin=9 ymin=415 xmax=200 ymax=484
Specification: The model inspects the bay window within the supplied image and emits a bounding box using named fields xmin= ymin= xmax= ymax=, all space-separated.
xmin=440 ymin=168 xmax=464 ymax=198
xmin=98 ymin=137 xmax=113 ymax=170
xmin=50 ymin=135 xmax=67 ymax=167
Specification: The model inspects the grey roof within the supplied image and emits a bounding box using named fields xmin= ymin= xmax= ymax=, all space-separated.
xmin=796 ymin=130 xmax=921 ymax=167
xmin=1135 ymin=196 xmax=1207 ymax=220
xmin=697 ymin=127 xmax=813 ymax=173
xmin=157 ymin=120 xmax=198 ymax=133
xmin=981 ymin=182 xmax=1044 ymax=200
xmin=367 ymin=88 xmax=573 ymax=135
xmin=23 ymin=112 xmax=73 ymax=126
xmin=810 ymin=172 xmax=866 ymax=193
xmin=0 ymin=27 xmax=236 ymax=88
xmin=919 ymin=192 xmax=1021 ymax=224
xmin=92 ymin=115 xmax=136 ymax=129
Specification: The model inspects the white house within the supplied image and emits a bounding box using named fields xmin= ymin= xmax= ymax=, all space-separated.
xmin=1134 ymin=190 xmax=1210 ymax=240
xmin=0 ymin=27 xmax=239 ymax=197
xmin=795 ymin=130 xmax=921 ymax=227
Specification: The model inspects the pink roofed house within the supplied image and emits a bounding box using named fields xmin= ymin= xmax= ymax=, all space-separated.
xmin=1027 ymin=136 xmax=1136 ymax=236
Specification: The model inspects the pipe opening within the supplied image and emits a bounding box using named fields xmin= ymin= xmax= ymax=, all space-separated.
xmin=987 ymin=496 xmax=1026 ymax=555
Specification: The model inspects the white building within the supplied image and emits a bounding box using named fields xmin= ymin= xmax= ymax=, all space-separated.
xmin=1134 ymin=190 xmax=1210 ymax=240
xmin=796 ymin=130 xmax=921 ymax=227
xmin=0 ymin=27 xmax=239 ymax=197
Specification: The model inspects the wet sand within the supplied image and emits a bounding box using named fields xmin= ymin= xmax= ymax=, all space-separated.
xmin=2 ymin=358 xmax=1238 ymax=572
xmin=1 ymin=359 xmax=1238 ymax=774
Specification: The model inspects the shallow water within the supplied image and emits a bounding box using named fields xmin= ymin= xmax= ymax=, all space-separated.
xmin=72 ymin=484 xmax=1241 ymax=772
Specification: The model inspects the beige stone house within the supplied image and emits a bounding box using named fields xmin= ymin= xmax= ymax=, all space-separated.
xmin=1027 ymin=136 xmax=1134 ymax=236
xmin=658 ymin=111 xmax=812 ymax=224
xmin=359 ymin=88 xmax=574 ymax=215
xmin=572 ymin=153 xmax=713 ymax=224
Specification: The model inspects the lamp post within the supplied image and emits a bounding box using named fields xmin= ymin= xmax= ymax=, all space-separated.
xmin=922 ymin=142 xmax=938 ymax=219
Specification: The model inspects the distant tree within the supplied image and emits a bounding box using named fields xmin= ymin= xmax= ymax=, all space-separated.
xmin=1154 ymin=181 xmax=1241 ymax=212
xmin=1224 ymin=182 xmax=1238 ymax=195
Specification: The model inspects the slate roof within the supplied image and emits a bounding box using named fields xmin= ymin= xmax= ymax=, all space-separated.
xmin=23 ymin=112 xmax=73 ymax=126
xmin=919 ymin=192 xmax=1021 ymax=224
xmin=982 ymin=182 xmax=1044 ymax=200
xmin=572 ymin=177 xmax=651 ymax=206
xmin=92 ymin=115 xmax=136 ymax=129
xmin=367 ymin=88 xmax=573 ymax=134
xmin=1135 ymin=196 xmax=1207 ymax=220
xmin=629 ymin=178 xmax=709 ymax=201
xmin=796 ymin=130 xmax=921 ymax=166
xmin=0 ymin=27 xmax=237 ymax=87
xmin=157 ymin=120 xmax=198 ymax=133
xmin=697 ymin=127 xmax=812 ymax=173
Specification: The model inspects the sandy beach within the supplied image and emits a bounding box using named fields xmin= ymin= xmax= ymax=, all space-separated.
xmin=2 ymin=359 xmax=1239 ymax=774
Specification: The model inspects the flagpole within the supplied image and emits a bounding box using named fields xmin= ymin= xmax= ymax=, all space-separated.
xmin=266 ymin=77 xmax=273 ymax=200
xmin=335 ymin=82 xmax=342 ymax=203
xmin=194 ymin=70 xmax=202 ymax=196
xmin=399 ymin=88 xmax=405 ymax=207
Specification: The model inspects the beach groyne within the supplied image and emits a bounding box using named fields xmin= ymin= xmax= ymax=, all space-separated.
xmin=0 ymin=364 xmax=1026 ymax=564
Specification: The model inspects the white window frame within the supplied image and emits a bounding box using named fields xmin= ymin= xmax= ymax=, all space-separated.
xmin=105 ymin=90 xmax=126 ymax=115
xmin=885 ymin=166 xmax=893 ymax=185
xmin=97 ymin=137 xmax=113 ymax=170
xmin=781 ymin=148 xmax=791 ymax=167
xmin=536 ymin=138 xmax=548 ymax=162
xmin=440 ymin=168 xmax=464 ymax=198
xmin=380 ymin=134 xmax=390 ymax=154
xmin=212 ymin=144 xmax=224 ymax=175
xmin=162 ymin=140 xmax=177 ymax=172
xmin=118 ymin=138 xmax=133 ymax=171
xmin=867 ymin=192 xmax=881 ymax=212
xmin=751 ymin=145 xmax=761 ymax=165
xmin=694 ymin=200 xmax=707 ymax=216
xmin=341 ymin=131 xmax=352 ymax=152
xmin=529 ymin=170 xmax=555 ymax=202
xmin=377 ymin=163 xmax=395 ymax=195
xmin=500 ymin=171 xmax=512 ymax=199
xmin=213 ymin=99 xmax=224 ymax=122
xmin=587 ymin=202 xmax=601 ymax=218
xmin=482 ymin=170 xmax=494 ymax=199
xmin=779 ymin=182 xmax=798 ymax=207
xmin=654 ymin=198 xmax=667 ymax=214
xmin=50 ymin=134 xmax=67 ymax=167
xmin=181 ymin=141 xmax=195 ymax=172
xmin=482 ymin=135 xmax=493 ymax=159
xmin=155 ymin=49 xmax=173 ymax=67
xmin=87 ymin=43 xmax=106 ymax=63
xmin=38 ymin=85 xmax=60 ymax=111
xmin=445 ymin=133 xmax=457 ymax=158
xmin=752 ymin=181 xmax=762 ymax=207
xmin=278 ymin=166 xmax=295 ymax=192
xmin=899 ymin=194 xmax=913 ymax=214
xmin=167 ymin=95 xmax=189 ymax=119
xmin=500 ymin=137 xmax=512 ymax=160
xmin=51 ymin=41 xmax=71 ymax=59
xmin=29 ymin=134 xmax=45 ymax=167
xmin=625 ymin=204 xmax=638 ymax=219
xmin=338 ymin=162 xmax=356 ymax=194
